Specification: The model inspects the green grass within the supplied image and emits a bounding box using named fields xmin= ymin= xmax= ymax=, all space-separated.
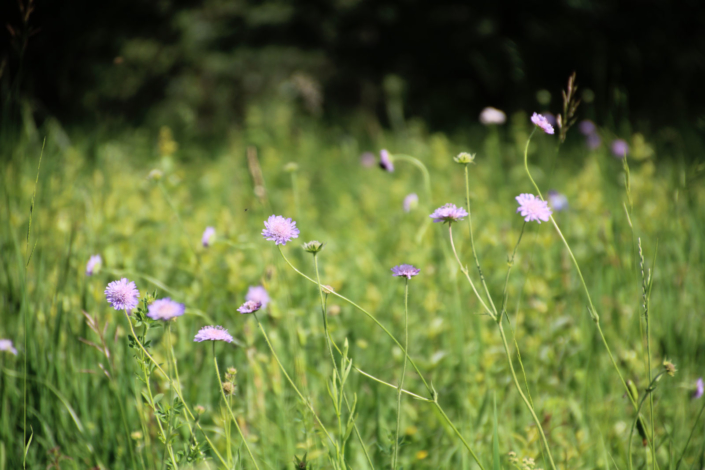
xmin=1 ymin=104 xmax=705 ymax=469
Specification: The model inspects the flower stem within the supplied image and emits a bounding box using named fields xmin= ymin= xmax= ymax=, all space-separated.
xmin=392 ymin=279 xmax=410 ymax=469
xmin=447 ymin=224 xmax=494 ymax=319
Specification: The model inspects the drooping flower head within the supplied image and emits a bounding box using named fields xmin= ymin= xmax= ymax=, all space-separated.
xmin=578 ymin=120 xmax=596 ymax=136
xmin=547 ymin=190 xmax=569 ymax=212
xmin=611 ymin=139 xmax=629 ymax=158
xmin=147 ymin=298 xmax=185 ymax=321
xmin=105 ymin=278 xmax=140 ymax=311
xmin=403 ymin=193 xmax=419 ymax=213
xmin=246 ymin=285 xmax=270 ymax=309
xmin=360 ymin=152 xmax=376 ymax=168
xmin=262 ymin=215 xmax=300 ymax=245
xmin=429 ymin=203 xmax=468 ymax=224
xmin=202 ymin=227 xmax=216 ymax=247
xmin=237 ymin=300 xmax=262 ymax=314
xmin=531 ymin=112 xmax=555 ymax=135
xmin=194 ymin=325 xmax=234 ymax=343
xmin=0 ymin=339 xmax=18 ymax=355
xmin=515 ymin=194 xmax=552 ymax=223
xmin=479 ymin=107 xmax=507 ymax=125
xmin=379 ymin=149 xmax=394 ymax=172
xmin=694 ymin=378 xmax=704 ymax=400
xmin=391 ymin=264 xmax=420 ymax=279
xmin=86 ymin=255 xmax=102 ymax=276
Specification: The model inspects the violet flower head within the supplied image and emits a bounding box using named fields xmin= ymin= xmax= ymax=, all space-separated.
xmin=611 ymin=139 xmax=629 ymax=158
xmin=547 ymin=190 xmax=569 ymax=212
xmin=531 ymin=112 xmax=555 ymax=135
xmin=0 ymin=339 xmax=18 ymax=356
xmin=147 ymin=298 xmax=185 ymax=321
xmin=237 ymin=300 xmax=262 ymax=314
xmin=391 ymin=264 xmax=420 ymax=279
xmin=194 ymin=325 xmax=234 ymax=343
xmin=202 ymin=227 xmax=216 ymax=247
xmin=403 ymin=193 xmax=419 ymax=213
xmin=86 ymin=255 xmax=102 ymax=276
xmin=379 ymin=149 xmax=394 ymax=172
xmin=479 ymin=107 xmax=507 ymax=125
xmin=360 ymin=152 xmax=376 ymax=168
xmin=429 ymin=203 xmax=468 ymax=224
xmin=246 ymin=285 xmax=270 ymax=309
xmin=262 ymin=215 xmax=300 ymax=245
xmin=694 ymin=378 xmax=704 ymax=400
xmin=578 ymin=120 xmax=596 ymax=136
xmin=105 ymin=278 xmax=140 ymax=311
xmin=586 ymin=133 xmax=602 ymax=150
xmin=516 ymin=194 xmax=552 ymax=223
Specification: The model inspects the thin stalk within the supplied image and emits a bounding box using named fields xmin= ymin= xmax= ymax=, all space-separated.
xmin=392 ymin=279 xmax=410 ymax=469
xmin=122 ymin=311 xmax=228 ymax=468
xmin=212 ymin=342 xmax=260 ymax=470
xmin=639 ymin=239 xmax=656 ymax=470
xmin=447 ymin=224 xmax=494 ymax=318
xmin=628 ymin=372 xmax=667 ymax=470
xmin=391 ymin=154 xmax=432 ymax=204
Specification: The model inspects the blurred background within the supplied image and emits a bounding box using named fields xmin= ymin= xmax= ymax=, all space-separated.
xmin=2 ymin=0 xmax=705 ymax=139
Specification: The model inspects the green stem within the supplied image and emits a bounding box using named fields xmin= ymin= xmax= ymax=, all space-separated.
xmin=212 ymin=342 xmax=260 ymax=470
xmin=628 ymin=372 xmax=667 ymax=470
xmin=391 ymin=154 xmax=432 ymax=204
xmin=392 ymin=279 xmax=410 ymax=469
xmin=447 ymin=224 xmax=494 ymax=319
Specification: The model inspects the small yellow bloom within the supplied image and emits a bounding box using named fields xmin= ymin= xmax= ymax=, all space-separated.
xmin=416 ymin=450 xmax=429 ymax=460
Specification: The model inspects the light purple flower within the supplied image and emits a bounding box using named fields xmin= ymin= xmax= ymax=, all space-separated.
xmin=479 ymin=107 xmax=506 ymax=125
xmin=586 ymin=133 xmax=602 ymax=150
xmin=531 ymin=112 xmax=555 ymax=135
xmin=360 ymin=152 xmax=376 ymax=167
xmin=543 ymin=113 xmax=557 ymax=127
xmin=262 ymin=215 xmax=300 ymax=245
xmin=429 ymin=203 xmax=468 ymax=224
xmin=547 ymin=190 xmax=568 ymax=212
xmin=237 ymin=300 xmax=262 ymax=314
xmin=0 ymin=339 xmax=18 ymax=355
xmin=391 ymin=264 xmax=420 ymax=279
xmin=86 ymin=255 xmax=102 ymax=276
xmin=694 ymin=378 xmax=704 ymax=400
xmin=403 ymin=193 xmax=419 ymax=213
xmin=578 ymin=120 xmax=596 ymax=136
xmin=246 ymin=286 xmax=270 ymax=309
xmin=105 ymin=278 xmax=140 ymax=311
xmin=379 ymin=149 xmax=394 ymax=172
xmin=202 ymin=227 xmax=216 ymax=247
xmin=611 ymin=139 xmax=629 ymax=158
xmin=194 ymin=325 xmax=234 ymax=343
xmin=147 ymin=298 xmax=185 ymax=321
xmin=516 ymin=194 xmax=552 ymax=223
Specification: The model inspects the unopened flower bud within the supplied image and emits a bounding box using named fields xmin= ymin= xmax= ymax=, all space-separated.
xmin=222 ymin=382 xmax=236 ymax=396
xmin=148 ymin=169 xmax=163 ymax=181
xmin=283 ymin=162 xmax=299 ymax=173
xmin=195 ymin=405 xmax=206 ymax=415
xmin=663 ymin=360 xmax=677 ymax=377
xmin=302 ymin=240 xmax=324 ymax=253
xmin=454 ymin=152 xmax=476 ymax=164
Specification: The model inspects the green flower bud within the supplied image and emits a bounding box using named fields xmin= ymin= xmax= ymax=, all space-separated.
xmin=302 ymin=240 xmax=324 ymax=253
xmin=454 ymin=152 xmax=476 ymax=164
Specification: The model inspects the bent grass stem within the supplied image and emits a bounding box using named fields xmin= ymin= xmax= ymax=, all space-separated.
xmin=392 ymin=279 xmax=410 ymax=470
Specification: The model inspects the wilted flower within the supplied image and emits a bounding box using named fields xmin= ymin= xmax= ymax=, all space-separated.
xmin=194 ymin=326 xmax=234 ymax=343
xmin=360 ymin=152 xmax=376 ymax=167
xmin=0 ymin=339 xmax=18 ymax=355
xmin=222 ymin=382 xmax=236 ymax=395
xmin=611 ymin=139 xmax=629 ymax=158
xmin=694 ymin=378 xmax=704 ymax=399
xmin=403 ymin=193 xmax=419 ymax=213
xmin=86 ymin=255 xmax=102 ymax=276
xmin=262 ymin=215 xmax=300 ymax=245
xmin=105 ymin=278 xmax=140 ymax=311
xmin=246 ymin=286 xmax=270 ymax=309
xmin=578 ymin=120 xmax=596 ymax=136
xmin=586 ymin=133 xmax=602 ymax=150
xmin=547 ymin=190 xmax=568 ymax=212
xmin=237 ymin=300 xmax=262 ymax=314
xmin=202 ymin=227 xmax=216 ymax=247
xmin=302 ymin=240 xmax=324 ymax=253
xmin=379 ymin=149 xmax=394 ymax=172
xmin=391 ymin=264 xmax=420 ymax=279
xmin=515 ymin=194 xmax=552 ymax=223
xmin=530 ymin=113 xmax=555 ymax=135
xmin=147 ymin=298 xmax=185 ymax=321
xmin=429 ymin=203 xmax=468 ymax=224
xmin=479 ymin=107 xmax=506 ymax=125
xmin=453 ymin=152 xmax=476 ymax=164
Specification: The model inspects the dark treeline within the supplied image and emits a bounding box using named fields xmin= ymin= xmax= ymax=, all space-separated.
xmin=1 ymin=0 xmax=704 ymax=134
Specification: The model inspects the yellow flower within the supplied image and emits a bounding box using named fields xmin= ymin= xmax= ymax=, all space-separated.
xmin=416 ymin=450 xmax=429 ymax=460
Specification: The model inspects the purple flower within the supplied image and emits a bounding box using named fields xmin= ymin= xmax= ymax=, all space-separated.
xmin=194 ymin=325 xmax=234 ymax=343
xmin=547 ymin=190 xmax=569 ymax=212
xmin=262 ymin=215 xmax=300 ymax=245
xmin=246 ymin=285 xmax=270 ymax=309
xmin=379 ymin=149 xmax=394 ymax=172
xmin=516 ymin=194 xmax=552 ymax=223
xmin=579 ymin=120 xmax=596 ymax=136
xmin=86 ymin=255 xmax=102 ymax=276
xmin=391 ymin=264 xmax=420 ymax=279
xmin=237 ymin=300 xmax=262 ymax=314
xmin=429 ymin=203 xmax=468 ymax=224
xmin=202 ymin=227 xmax=216 ymax=247
xmin=147 ymin=298 xmax=185 ymax=321
xmin=611 ymin=139 xmax=629 ymax=158
xmin=403 ymin=193 xmax=419 ymax=213
xmin=360 ymin=152 xmax=376 ymax=168
xmin=531 ymin=113 xmax=555 ymax=135
xmin=586 ymin=133 xmax=602 ymax=150
xmin=105 ymin=278 xmax=140 ymax=311
xmin=0 ymin=339 xmax=18 ymax=355
xmin=479 ymin=107 xmax=506 ymax=125
xmin=694 ymin=378 xmax=704 ymax=400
